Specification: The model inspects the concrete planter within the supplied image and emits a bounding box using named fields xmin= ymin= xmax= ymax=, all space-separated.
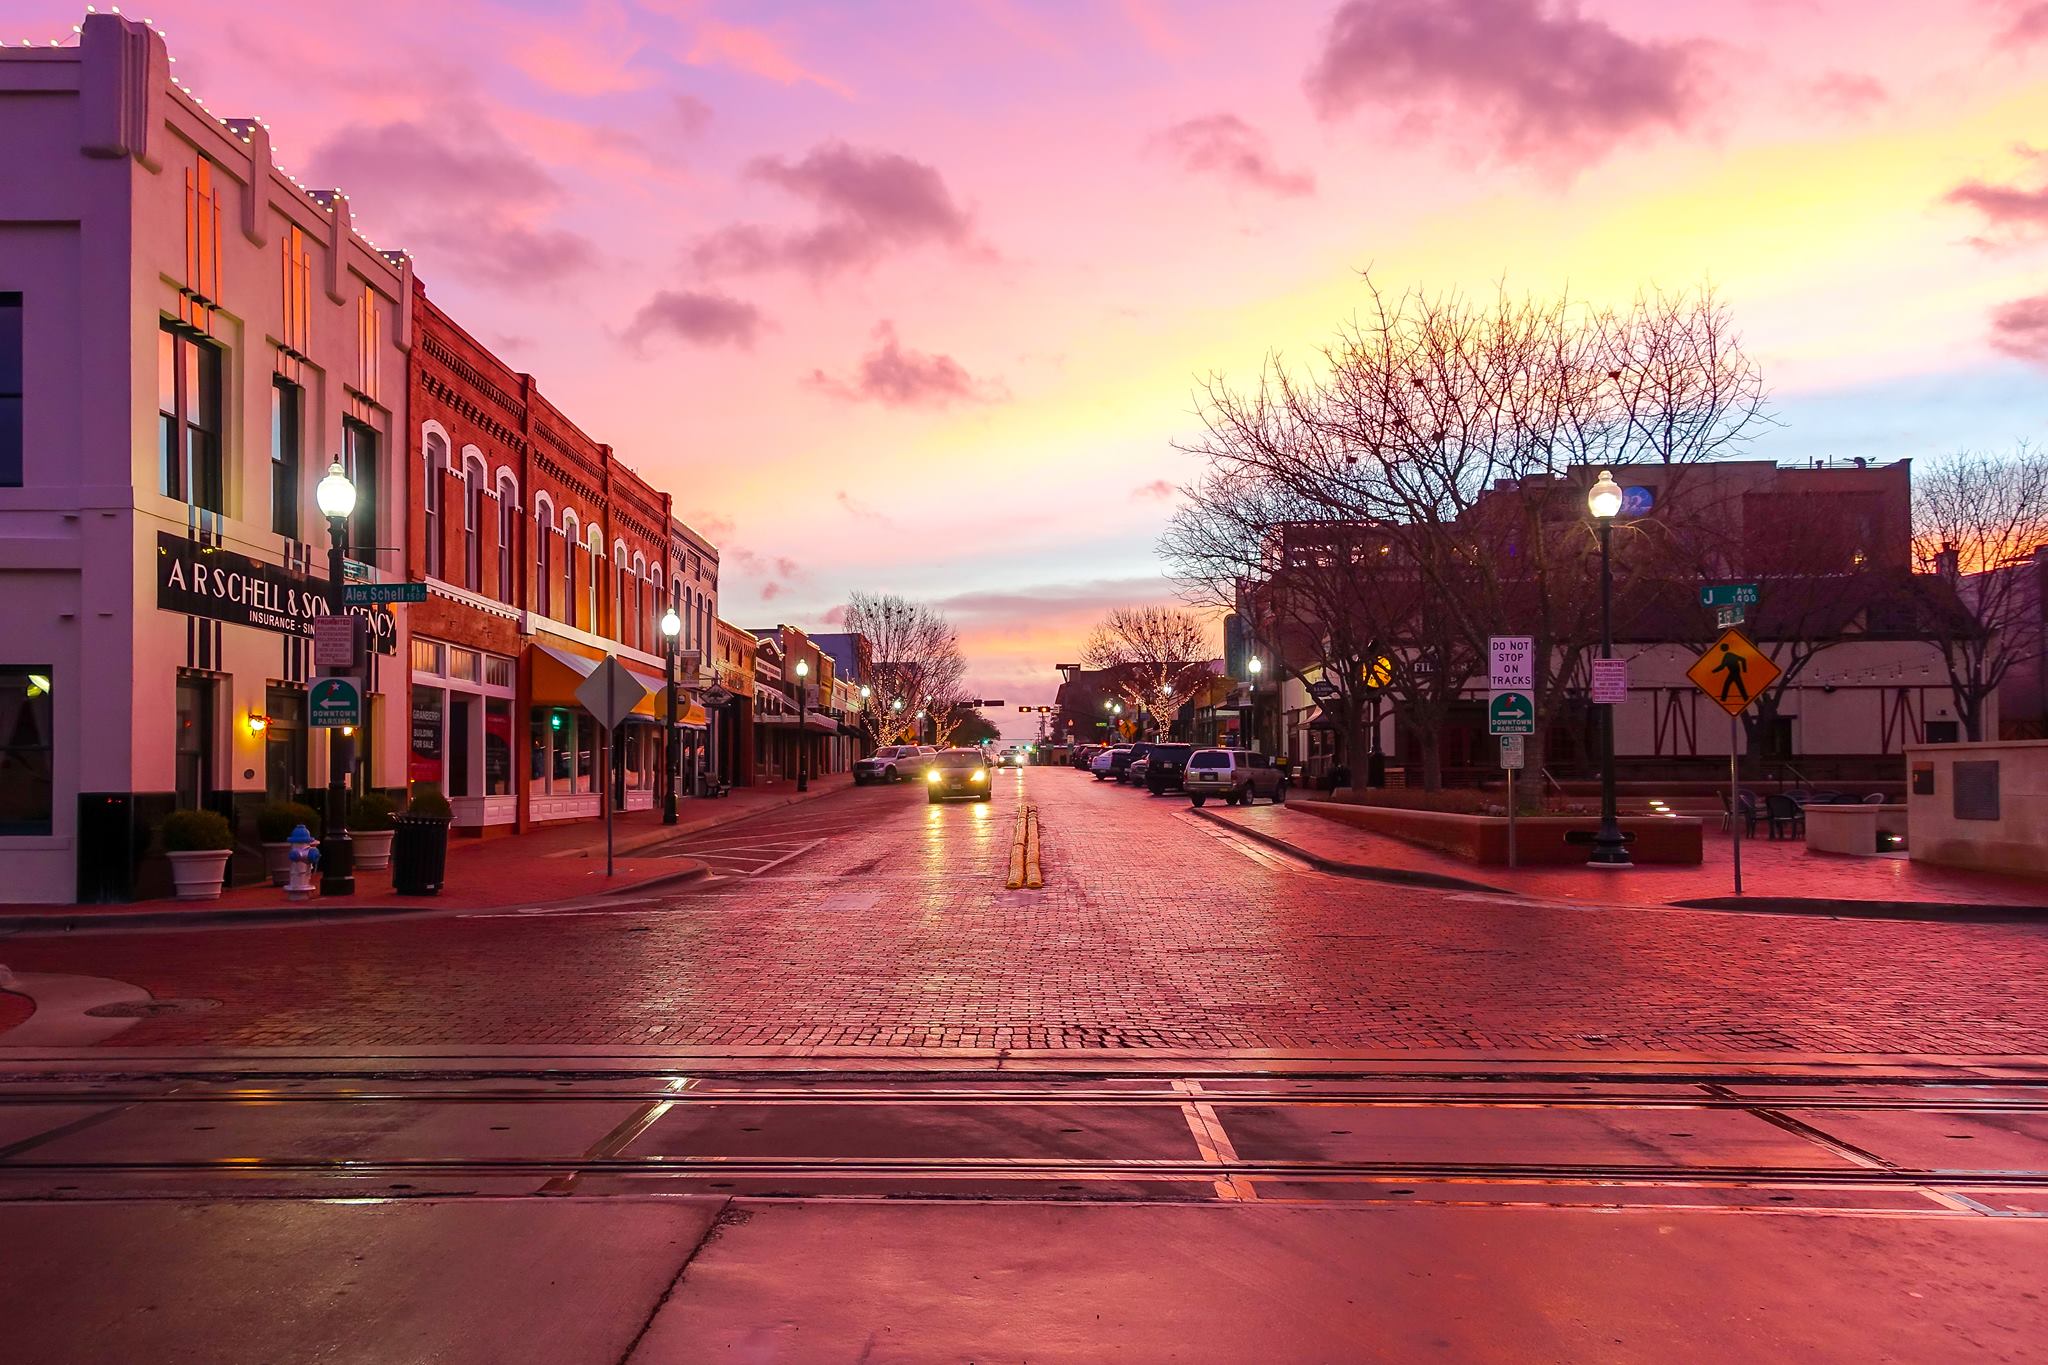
xmin=166 ymin=849 xmax=232 ymax=900
xmin=1807 ymin=804 xmax=1908 ymax=856
xmin=261 ymin=841 xmax=294 ymax=886
xmin=352 ymin=829 xmax=395 ymax=872
xmin=1290 ymin=799 xmax=1703 ymax=866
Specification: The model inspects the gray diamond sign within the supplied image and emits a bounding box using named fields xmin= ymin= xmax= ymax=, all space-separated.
xmin=575 ymin=656 xmax=649 ymax=731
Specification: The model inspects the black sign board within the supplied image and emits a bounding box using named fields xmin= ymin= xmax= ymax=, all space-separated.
xmin=412 ymin=695 xmax=442 ymax=756
xmin=156 ymin=532 xmax=396 ymax=653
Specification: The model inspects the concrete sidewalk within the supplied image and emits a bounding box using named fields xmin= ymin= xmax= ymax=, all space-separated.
xmin=1205 ymin=799 xmax=2048 ymax=920
xmin=0 ymin=774 xmax=855 ymax=933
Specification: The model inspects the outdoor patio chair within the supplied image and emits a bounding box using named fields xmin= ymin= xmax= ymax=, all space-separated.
xmin=1721 ymin=790 xmax=1759 ymax=836
xmin=1862 ymin=792 xmax=1886 ymax=805
xmin=1764 ymin=792 xmax=1805 ymax=840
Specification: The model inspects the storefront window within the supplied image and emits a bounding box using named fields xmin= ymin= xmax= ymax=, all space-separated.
xmin=485 ymin=698 xmax=512 ymax=796
xmin=576 ymin=711 xmax=596 ymax=793
xmin=174 ymin=675 xmax=213 ymax=809
xmin=449 ymin=648 xmax=479 ymax=682
xmin=0 ymin=667 xmax=54 ymax=834
xmin=411 ymin=638 xmax=444 ymax=675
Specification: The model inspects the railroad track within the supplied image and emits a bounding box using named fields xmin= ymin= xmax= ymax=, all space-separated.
xmin=1 ymin=1065 xmax=2043 ymax=1213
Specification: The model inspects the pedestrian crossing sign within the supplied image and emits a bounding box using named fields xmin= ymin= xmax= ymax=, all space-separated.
xmin=1686 ymin=628 xmax=1780 ymax=716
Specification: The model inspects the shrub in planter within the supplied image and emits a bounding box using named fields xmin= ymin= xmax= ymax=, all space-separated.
xmin=351 ymin=793 xmax=399 ymax=830
xmin=160 ymin=809 xmax=234 ymax=902
xmin=350 ymin=792 xmax=401 ymax=872
xmin=406 ymin=784 xmax=452 ymax=819
xmin=255 ymin=800 xmax=323 ymax=885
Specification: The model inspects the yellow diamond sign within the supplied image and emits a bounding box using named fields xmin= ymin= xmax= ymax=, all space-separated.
xmin=1686 ymin=628 xmax=1780 ymax=716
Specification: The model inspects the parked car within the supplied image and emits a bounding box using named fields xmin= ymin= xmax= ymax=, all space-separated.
xmin=925 ymin=748 xmax=993 ymax=803
xmin=1143 ymin=743 xmax=1195 ymax=795
xmin=1118 ymin=742 xmax=1159 ymax=785
xmin=1090 ymin=746 xmax=1132 ymax=781
xmin=1184 ymin=749 xmax=1288 ymax=806
xmin=854 ymin=745 xmax=928 ymax=784
xmin=1071 ymin=745 xmax=1100 ymax=769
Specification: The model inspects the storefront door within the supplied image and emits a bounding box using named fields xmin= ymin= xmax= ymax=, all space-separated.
xmin=175 ymin=676 xmax=213 ymax=808
xmin=263 ymin=685 xmax=307 ymax=802
xmin=449 ymin=695 xmax=473 ymax=798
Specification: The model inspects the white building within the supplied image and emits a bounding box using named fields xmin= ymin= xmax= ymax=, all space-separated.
xmin=0 ymin=16 xmax=410 ymax=900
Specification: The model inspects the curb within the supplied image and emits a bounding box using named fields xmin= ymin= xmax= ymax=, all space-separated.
xmin=1670 ymin=895 xmax=2048 ymax=924
xmin=607 ymin=781 xmax=858 ymax=859
xmin=1194 ymin=808 xmax=1505 ymax=893
xmin=0 ymin=859 xmax=714 ymax=936
xmin=1196 ymin=810 xmax=2048 ymax=924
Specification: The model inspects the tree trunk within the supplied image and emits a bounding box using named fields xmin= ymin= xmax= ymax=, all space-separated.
xmin=1414 ymin=717 xmax=1444 ymax=791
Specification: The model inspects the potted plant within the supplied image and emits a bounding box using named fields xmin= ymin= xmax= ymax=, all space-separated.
xmin=160 ymin=809 xmax=235 ymax=901
xmin=350 ymin=792 xmax=399 ymax=871
xmin=392 ymin=784 xmax=454 ymax=896
xmin=254 ymin=801 xmax=322 ymax=886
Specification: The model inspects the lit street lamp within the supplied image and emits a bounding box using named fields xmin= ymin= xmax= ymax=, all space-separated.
xmin=794 ymin=658 xmax=811 ymax=792
xmin=1246 ymin=655 xmax=1262 ymax=751
xmin=314 ymin=459 xmax=356 ymax=897
xmin=1587 ymin=468 xmax=1631 ymax=868
xmin=660 ymin=608 xmax=682 ymax=824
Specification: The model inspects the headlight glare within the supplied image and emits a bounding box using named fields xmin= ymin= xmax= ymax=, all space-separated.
xmin=971 ymin=770 xmax=987 ymax=782
xmin=927 ymin=769 xmax=942 ymax=782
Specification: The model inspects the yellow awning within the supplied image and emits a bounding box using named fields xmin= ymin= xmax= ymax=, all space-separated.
xmin=529 ymin=642 xmax=705 ymax=723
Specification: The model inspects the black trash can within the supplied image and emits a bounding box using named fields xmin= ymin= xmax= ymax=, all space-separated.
xmin=390 ymin=814 xmax=452 ymax=896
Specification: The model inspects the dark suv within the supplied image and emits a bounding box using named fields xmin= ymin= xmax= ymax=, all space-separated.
xmin=1117 ymin=741 xmax=1158 ymax=785
xmin=1143 ymin=743 xmax=1195 ymax=794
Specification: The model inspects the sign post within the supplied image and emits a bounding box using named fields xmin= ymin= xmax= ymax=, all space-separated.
xmin=576 ymin=657 xmax=651 ymax=877
xmin=1499 ymin=734 xmax=1524 ymax=868
xmin=1685 ymin=626 xmax=1782 ymax=896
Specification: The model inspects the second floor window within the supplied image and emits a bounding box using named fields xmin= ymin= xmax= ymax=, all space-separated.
xmin=497 ymin=488 xmax=514 ymax=603
xmin=465 ymin=468 xmax=485 ymax=591
xmin=562 ymin=531 xmax=577 ymax=628
xmin=423 ymin=437 xmax=447 ymax=579
xmin=1 ymin=292 xmax=21 ymax=487
xmin=343 ymin=418 xmax=379 ymax=565
xmin=158 ymin=324 xmax=222 ymax=512
xmin=270 ymin=379 xmax=301 ymax=538
xmin=535 ymin=516 xmax=553 ymax=617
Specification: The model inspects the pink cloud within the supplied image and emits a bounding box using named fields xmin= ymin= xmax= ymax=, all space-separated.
xmin=1998 ymin=2 xmax=2048 ymax=44
xmin=687 ymin=20 xmax=854 ymax=98
xmin=1132 ymin=479 xmax=1175 ymax=500
xmin=625 ymin=290 xmax=765 ymax=349
xmin=807 ymin=322 xmax=1005 ymax=407
xmin=1152 ymin=114 xmax=1315 ymax=197
xmin=1809 ymin=71 xmax=1887 ymax=115
xmin=692 ymin=142 xmax=974 ymax=279
xmin=306 ymin=103 xmax=596 ymax=285
xmin=1304 ymin=0 xmax=1708 ymax=164
xmin=1991 ymin=294 xmax=2048 ymax=364
xmin=672 ymin=93 xmax=714 ymax=138
xmin=1947 ymin=161 xmax=2048 ymax=248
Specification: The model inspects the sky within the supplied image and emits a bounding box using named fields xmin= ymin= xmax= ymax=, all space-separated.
xmin=17 ymin=0 xmax=2048 ymax=736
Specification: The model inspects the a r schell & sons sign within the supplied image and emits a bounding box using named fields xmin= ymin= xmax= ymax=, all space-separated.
xmin=155 ymin=532 xmax=397 ymax=653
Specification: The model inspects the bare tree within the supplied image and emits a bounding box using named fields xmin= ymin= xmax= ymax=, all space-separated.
xmin=842 ymin=592 xmax=969 ymax=747
xmin=1178 ymin=278 xmax=1771 ymax=779
xmin=1080 ymin=606 xmax=1213 ymax=736
xmin=1914 ymin=445 xmax=2048 ymax=741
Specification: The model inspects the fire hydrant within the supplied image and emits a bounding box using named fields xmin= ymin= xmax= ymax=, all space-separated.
xmin=284 ymin=823 xmax=320 ymax=901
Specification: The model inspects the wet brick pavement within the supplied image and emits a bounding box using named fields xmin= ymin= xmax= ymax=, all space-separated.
xmin=2 ymin=768 xmax=2044 ymax=1054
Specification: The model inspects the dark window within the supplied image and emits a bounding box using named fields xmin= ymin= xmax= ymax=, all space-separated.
xmin=465 ymin=467 xmax=484 ymax=591
xmin=157 ymin=323 xmax=223 ymax=511
xmin=262 ymin=685 xmax=306 ymax=803
xmin=423 ymin=437 xmax=446 ymax=580
xmin=0 ymin=667 xmax=54 ymax=835
xmin=562 ymin=531 xmax=577 ymax=628
xmin=0 ymin=293 xmax=22 ymax=486
xmin=343 ymin=418 xmax=378 ymax=566
xmin=270 ymin=379 xmax=302 ymax=537
xmin=535 ymin=515 xmax=553 ymax=617
xmin=496 ymin=485 xmax=513 ymax=602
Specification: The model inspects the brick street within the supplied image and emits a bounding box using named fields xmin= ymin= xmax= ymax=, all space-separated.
xmin=4 ymin=769 xmax=2043 ymax=1055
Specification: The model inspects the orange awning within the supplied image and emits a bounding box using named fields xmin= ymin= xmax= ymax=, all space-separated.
xmin=529 ymin=642 xmax=707 ymax=725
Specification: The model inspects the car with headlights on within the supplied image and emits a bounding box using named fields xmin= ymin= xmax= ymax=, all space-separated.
xmin=925 ymin=748 xmax=993 ymax=803
xmin=997 ymin=745 xmax=1027 ymax=769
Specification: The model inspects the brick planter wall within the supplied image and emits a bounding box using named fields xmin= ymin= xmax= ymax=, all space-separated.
xmin=1291 ymin=800 xmax=1704 ymax=866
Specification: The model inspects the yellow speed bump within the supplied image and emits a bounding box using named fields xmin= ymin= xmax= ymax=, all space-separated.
xmin=1006 ymin=803 xmax=1044 ymax=890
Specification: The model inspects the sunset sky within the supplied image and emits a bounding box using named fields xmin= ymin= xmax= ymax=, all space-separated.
xmin=20 ymin=0 xmax=2048 ymax=732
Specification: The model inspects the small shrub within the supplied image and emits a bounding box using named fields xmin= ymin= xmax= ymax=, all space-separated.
xmin=406 ymin=784 xmax=452 ymax=819
xmin=351 ymin=792 xmax=399 ymax=831
xmin=255 ymin=800 xmax=321 ymax=843
xmin=161 ymin=808 xmax=234 ymax=852
xmin=1336 ymin=788 xmax=1497 ymax=815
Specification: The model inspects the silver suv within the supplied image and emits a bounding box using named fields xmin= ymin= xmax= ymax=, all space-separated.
xmin=853 ymin=744 xmax=929 ymax=784
xmin=1184 ymin=749 xmax=1287 ymax=807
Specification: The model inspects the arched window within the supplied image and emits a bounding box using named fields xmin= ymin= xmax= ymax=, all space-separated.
xmin=422 ymin=431 xmax=449 ymax=580
xmin=560 ymin=511 xmax=580 ymax=629
xmin=462 ymin=452 xmax=487 ymax=591
xmin=633 ymin=554 xmax=649 ymax=651
xmin=586 ymin=527 xmax=603 ymax=632
xmin=534 ymin=497 xmax=554 ymax=618
xmin=495 ymin=473 xmax=516 ymax=603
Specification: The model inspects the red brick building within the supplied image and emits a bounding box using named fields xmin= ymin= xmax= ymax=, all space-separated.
xmin=404 ymin=284 xmax=705 ymax=833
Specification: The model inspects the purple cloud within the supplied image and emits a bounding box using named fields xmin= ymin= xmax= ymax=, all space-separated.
xmin=1999 ymin=2 xmax=2048 ymax=44
xmin=1151 ymin=114 xmax=1315 ymax=196
xmin=1992 ymin=294 xmax=2048 ymax=364
xmin=307 ymin=103 xmax=595 ymax=285
xmin=1946 ymin=163 xmax=2048 ymax=248
xmin=625 ymin=290 xmax=765 ymax=349
xmin=807 ymin=322 xmax=1005 ymax=408
xmin=1809 ymin=72 xmax=1886 ymax=115
xmin=672 ymin=93 xmax=714 ymax=138
xmin=1132 ymin=479 xmax=1175 ymax=500
xmin=692 ymin=142 xmax=973 ymax=278
xmin=1304 ymin=0 xmax=1708 ymax=164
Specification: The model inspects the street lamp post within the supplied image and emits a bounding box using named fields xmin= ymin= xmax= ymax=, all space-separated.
xmin=314 ymin=460 xmax=357 ymax=897
xmin=1161 ymin=682 xmax=1174 ymax=742
xmin=1246 ymin=655 xmax=1262 ymax=751
xmin=1587 ymin=469 xmax=1631 ymax=868
xmin=794 ymin=658 xmax=810 ymax=792
xmin=660 ymin=608 xmax=682 ymax=823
